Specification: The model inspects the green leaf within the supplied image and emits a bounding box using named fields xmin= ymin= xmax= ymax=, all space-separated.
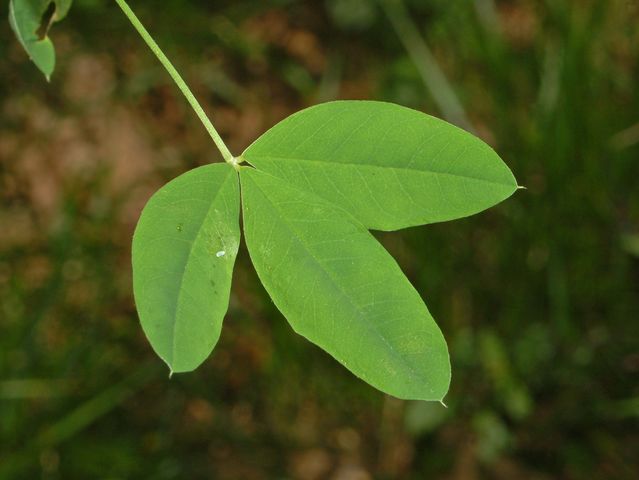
xmin=132 ymin=164 xmax=241 ymax=373
xmin=9 ymin=0 xmax=73 ymax=80
xmin=240 ymin=167 xmax=450 ymax=401
xmin=242 ymin=101 xmax=517 ymax=231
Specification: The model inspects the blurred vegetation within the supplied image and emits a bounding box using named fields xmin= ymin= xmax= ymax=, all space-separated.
xmin=1 ymin=0 xmax=638 ymax=478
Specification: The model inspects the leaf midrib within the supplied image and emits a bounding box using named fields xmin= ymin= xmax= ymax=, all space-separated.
xmin=245 ymin=154 xmax=515 ymax=188
xmin=245 ymin=172 xmax=431 ymax=391
xmin=168 ymin=169 xmax=234 ymax=368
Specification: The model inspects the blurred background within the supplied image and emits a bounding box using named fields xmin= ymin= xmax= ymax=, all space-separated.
xmin=1 ymin=0 xmax=638 ymax=478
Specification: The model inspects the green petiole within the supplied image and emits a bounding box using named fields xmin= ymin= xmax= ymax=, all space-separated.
xmin=113 ymin=0 xmax=235 ymax=166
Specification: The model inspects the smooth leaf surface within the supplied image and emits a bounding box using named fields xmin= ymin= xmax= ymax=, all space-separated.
xmin=242 ymin=101 xmax=517 ymax=231
xmin=240 ymin=167 xmax=450 ymax=401
xmin=132 ymin=164 xmax=240 ymax=373
xmin=9 ymin=0 xmax=73 ymax=79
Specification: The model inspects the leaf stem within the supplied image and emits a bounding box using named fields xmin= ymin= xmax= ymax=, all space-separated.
xmin=113 ymin=0 xmax=234 ymax=164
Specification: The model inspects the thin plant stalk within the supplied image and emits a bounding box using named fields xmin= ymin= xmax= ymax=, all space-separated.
xmin=113 ymin=0 xmax=236 ymax=166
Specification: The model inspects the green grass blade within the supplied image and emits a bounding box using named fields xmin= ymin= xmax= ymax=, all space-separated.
xmin=36 ymin=363 xmax=158 ymax=447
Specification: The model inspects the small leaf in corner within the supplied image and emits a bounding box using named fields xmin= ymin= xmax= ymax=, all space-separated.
xmin=9 ymin=0 xmax=73 ymax=80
